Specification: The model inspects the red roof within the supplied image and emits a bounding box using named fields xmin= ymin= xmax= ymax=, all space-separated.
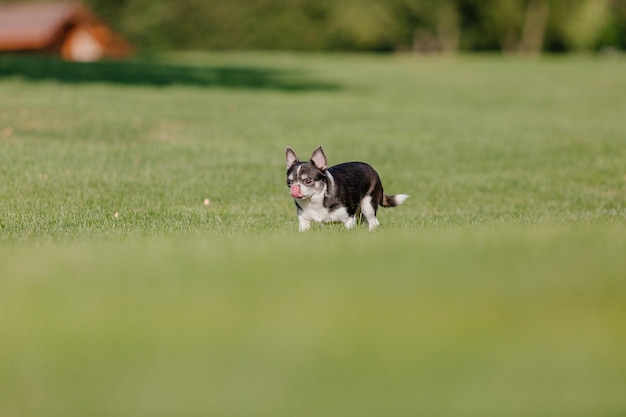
xmin=0 ymin=2 xmax=83 ymax=50
xmin=0 ymin=2 xmax=132 ymax=60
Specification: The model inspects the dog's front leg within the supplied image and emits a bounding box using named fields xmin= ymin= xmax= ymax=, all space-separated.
xmin=298 ymin=216 xmax=311 ymax=232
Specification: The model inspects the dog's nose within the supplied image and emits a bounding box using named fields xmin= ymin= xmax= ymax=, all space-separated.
xmin=290 ymin=184 xmax=303 ymax=198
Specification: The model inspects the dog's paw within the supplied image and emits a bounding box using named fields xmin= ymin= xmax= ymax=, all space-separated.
xmin=298 ymin=219 xmax=311 ymax=232
xmin=344 ymin=217 xmax=357 ymax=229
xmin=367 ymin=218 xmax=379 ymax=231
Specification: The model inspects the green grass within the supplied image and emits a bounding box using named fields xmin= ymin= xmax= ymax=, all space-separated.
xmin=1 ymin=52 xmax=625 ymax=417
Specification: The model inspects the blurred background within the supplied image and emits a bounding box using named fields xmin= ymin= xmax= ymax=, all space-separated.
xmin=1 ymin=0 xmax=625 ymax=60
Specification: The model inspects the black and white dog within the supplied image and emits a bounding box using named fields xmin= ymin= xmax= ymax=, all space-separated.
xmin=285 ymin=146 xmax=408 ymax=231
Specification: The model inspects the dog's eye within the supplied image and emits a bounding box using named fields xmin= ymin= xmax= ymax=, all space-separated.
xmin=286 ymin=179 xmax=293 ymax=187
xmin=303 ymin=178 xmax=313 ymax=185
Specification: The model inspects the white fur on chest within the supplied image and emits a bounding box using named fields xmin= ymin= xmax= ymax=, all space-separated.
xmin=299 ymin=200 xmax=349 ymax=223
xmin=295 ymin=190 xmax=350 ymax=231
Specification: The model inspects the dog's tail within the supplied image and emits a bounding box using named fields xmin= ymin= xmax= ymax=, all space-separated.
xmin=382 ymin=193 xmax=410 ymax=208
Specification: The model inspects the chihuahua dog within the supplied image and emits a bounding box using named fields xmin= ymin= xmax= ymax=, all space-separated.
xmin=285 ymin=146 xmax=408 ymax=231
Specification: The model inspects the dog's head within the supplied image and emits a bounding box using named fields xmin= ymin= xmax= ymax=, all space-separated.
xmin=285 ymin=146 xmax=328 ymax=200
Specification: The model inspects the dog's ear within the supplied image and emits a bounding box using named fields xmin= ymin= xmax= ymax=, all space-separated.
xmin=310 ymin=145 xmax=327 ymax=171
xmin=285 ymin=147 xmax=299 ymax=168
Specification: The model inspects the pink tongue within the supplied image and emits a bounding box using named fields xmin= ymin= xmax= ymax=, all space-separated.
xmin=290 ymin=184 xmax=303 ymax=198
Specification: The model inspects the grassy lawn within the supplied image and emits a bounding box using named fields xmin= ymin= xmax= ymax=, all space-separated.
xmin=1 ymin=52 xmax=625 ymax=416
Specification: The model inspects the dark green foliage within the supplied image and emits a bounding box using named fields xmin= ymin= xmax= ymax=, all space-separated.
xmin=72 ymin=0 xmax=626 ymax=52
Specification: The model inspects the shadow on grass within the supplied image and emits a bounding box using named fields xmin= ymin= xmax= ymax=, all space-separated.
xmin=0 ymin=55 xmax=341 ymax=91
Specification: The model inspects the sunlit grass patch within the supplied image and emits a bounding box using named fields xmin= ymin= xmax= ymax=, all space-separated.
xmin=1 ymin=52 xmax=625 ymax=416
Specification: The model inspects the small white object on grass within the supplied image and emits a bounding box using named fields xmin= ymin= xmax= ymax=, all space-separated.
xmin=203 ymin=198 xmax=210 ymax=206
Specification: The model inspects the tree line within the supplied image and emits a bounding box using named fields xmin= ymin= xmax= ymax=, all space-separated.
xmin=82 ymin=0 xmax=626 ymax=53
